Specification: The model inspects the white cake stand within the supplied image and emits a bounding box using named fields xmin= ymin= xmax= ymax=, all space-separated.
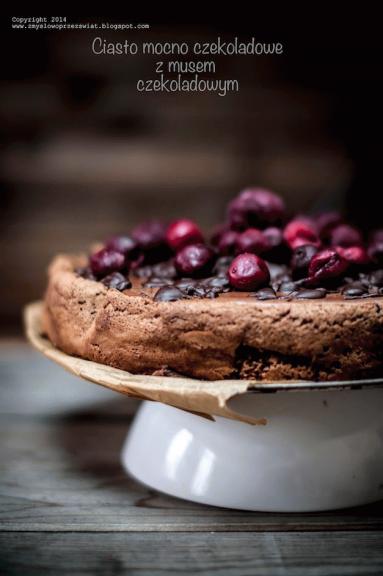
xmin=121 ymin=381 xmax=383 ymax=512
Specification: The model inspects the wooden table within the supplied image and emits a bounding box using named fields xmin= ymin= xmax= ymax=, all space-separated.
xmin=1 ymin=340 xmax=383 ymax=575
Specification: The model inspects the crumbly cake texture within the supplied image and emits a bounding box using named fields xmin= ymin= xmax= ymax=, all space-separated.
xmin=43 ymin=255 xmax=383 ymax=382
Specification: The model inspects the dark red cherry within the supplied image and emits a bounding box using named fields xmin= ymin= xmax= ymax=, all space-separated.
xmin=236 ymin=228 xmax=268 ymax=255
xmin=227 ymin=188 xmax=285 ymax=230
xmin=336 ymin=246 xmax=369 ymax=266
xmin=308 ymin=249 xmax=348 ymax=282
xmin=106 ymin=235 xmax=138 ymax=259
xmin=263 ymin=227 xmax=283 ymax=248
xmin=132 ymin=220 xmax=167 ymax=249
xmin=210 ymin=223 xmax=228 ymax=246
xmin=90 ymin=248 xmax=126 ymax=277
xmin=175 ymin=243 xmax=215 ymax=277
xmin=228 ymin=253 xmax=270 ymax=291
xmin=316 ymin=212 xmax=343 ymax=240
xmin=330 ymin=224 xmax=362 ymax=247
xmin=283 ymin=219 xmax=320 ymax=250
xmin=166 ymin=219 xmax=204 ymax=251
xmin=131 ymin=220 xmax=170 ymax=263
xmin=218 ymin=230 xmax=238 ymax=255
xmin=262 ymin=227 xmax=290 ymax=263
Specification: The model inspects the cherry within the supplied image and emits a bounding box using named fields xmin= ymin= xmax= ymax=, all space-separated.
xmin=308 ymin=249 xmax=348 ymax=282
xmin=218 ymin=230 xmax=238 ymax=255
xmin=131 ymin=220 xmax=170 ymax=263
xmin=336 ymin=246 xmax=369 ymax=266
xmin=175 ymin=243 xmax=215 ymax=277
xmin=236 ymin=228 xmax=268 ymax=255
xmin=106 ymin=235 xmax=138 ymax=259
xmin=316 ymin=212 xmax=343 ymax=240
xmin=166 ymin=219 xmax=204 ymax=251
xmin=90 ymin=248 xmax=126 ymax=277
xmin=263 ymin=226 xmax=283 ymax=248
xmin=131 ymin=219 xmax=167 ymax=249
xmin=210 ymin=223 xmax=228 ymax=246
xmin=330 ymin=224 xmax=362 ymax=247
xmin=283 ymin=219 xmax=320 ymax=250
xmin=228 ymin=253 xmax=270 ymax=291
xmin=227 ymin=188 xmax=285 ymax=230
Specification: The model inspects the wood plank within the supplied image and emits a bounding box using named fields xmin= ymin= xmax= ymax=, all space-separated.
xmin=1 ymin=532 xmax=383 ymax=576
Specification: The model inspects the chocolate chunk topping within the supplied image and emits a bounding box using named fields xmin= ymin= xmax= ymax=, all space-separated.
xmin=175 ymin=278 xmax=198 ymax=290
xmin=154 ymin=286 xmax=185 ymax=302
xmin=213 ymin=256 xmax=233 ymax=277
xmin=342 ymin=282 xmax=367 ymax=299
xmin=279 ymin=281 xmax=297 ymax=294
xmin=75 ymin=266 xmax=96 ymax=281
xmin=151 ymin=261 xmax=177 ymax=279
xmin=267 ymin=263 xmax=290 ymax=282
xmin=182 ymin=285 xmax=207 ymax=297
xmin=134 ymin=265 xmax=154 ymax=278
xmin=201 ymin=276 xmax=231 ymax=291
xmin=296 ymin=288 xmax=327 ymax=299
xmin=369 ymin=270 xmax=383 ymax=287
xmin=291 ymin=245 xmax=319 ymax=279
xmin=256 ymin=288 xmax=277 ymax=300
xmin=143 ymin=277 xmax=175 ymax=288
xmin=101 ymin=272 xmax=131 ymax=291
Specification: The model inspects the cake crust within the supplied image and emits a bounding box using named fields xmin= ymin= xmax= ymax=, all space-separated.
xmin=43 ymin=255 xmax=383 ymax=381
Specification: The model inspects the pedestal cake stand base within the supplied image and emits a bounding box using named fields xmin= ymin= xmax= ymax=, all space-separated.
xmin=121 ymin=386 xmax=383 ymax=512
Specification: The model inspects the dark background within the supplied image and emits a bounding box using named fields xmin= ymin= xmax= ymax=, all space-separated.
xmin=0 ymin=12 xmax=380 ymax=331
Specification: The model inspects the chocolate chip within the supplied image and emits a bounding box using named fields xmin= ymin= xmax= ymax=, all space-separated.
xmin=151 ymin=261 xmax=177 ymax=279
xmin=101 ymin=272 xmax=131 ymax=291
xmin=134 ymin=265 xmax=153 ymax=278
xmin=342 ymin=283 xmax=367 ymax=298
xmin=213 ymin=256 xmax=233 ymax=276
xmin=291 ymin=245 xmax=319 ymax=279
xmin=368 ymin=285 xmax=381 ymax=296
xmin=143 ymin=277 xmax=175 ymax=288
xmin=296 ymin=288 xmax=327 ymax=299
xmin=205 ymin=289 xmax=219 ymax=299
xmin=369 ymin=270 xmax=383 ymax=287
xmin=75 ymin=266 xmax=96 ymax=281
xmin=182 ymin=284 xmax=207 ymax=297
xmin=267 ymin=263 xmax=290 ymax=282
xmin=175 ymin=278 xmax=198 ymax=290
xmin=201 ymin=276 xmax=230 ymax=291
xmin=154 ymin=286 xmax=184 ymax=302
xmin=256 ymin=287 xmax=277 ymax=300
xmin=279 ymin=281 xmax=297 ymax=294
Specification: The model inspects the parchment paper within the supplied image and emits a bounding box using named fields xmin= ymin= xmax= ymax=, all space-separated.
xmin=24 ymin=301 xmax=266 ymax=424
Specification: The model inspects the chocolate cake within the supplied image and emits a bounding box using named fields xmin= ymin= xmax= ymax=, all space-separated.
xmin=43 ymin=188 xmax=383 ymax=381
